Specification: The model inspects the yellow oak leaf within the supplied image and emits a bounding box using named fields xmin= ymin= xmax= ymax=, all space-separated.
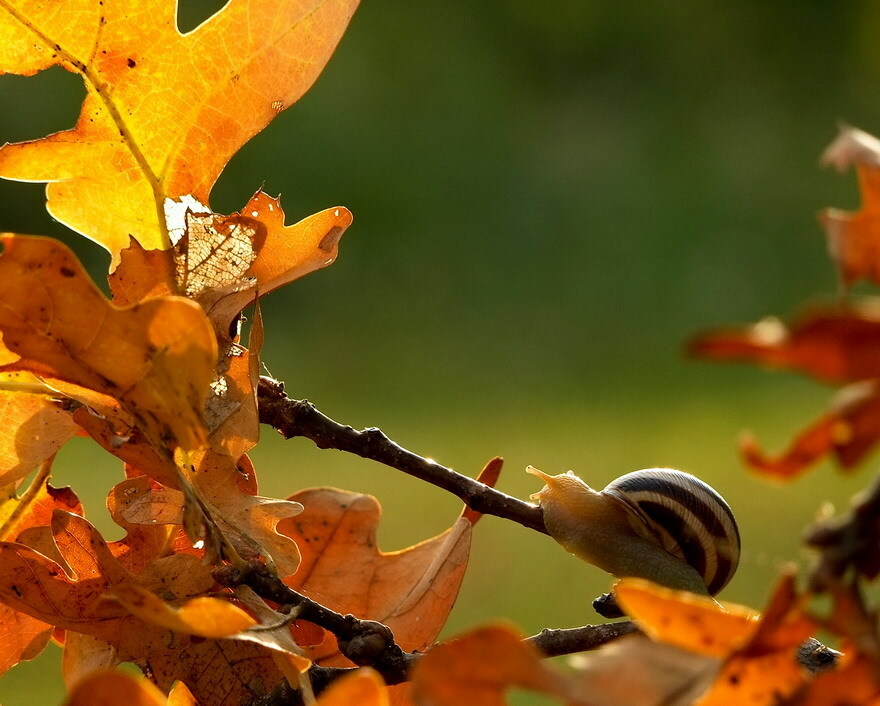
xmin=0 ymin=0 xmax=360 ymax=262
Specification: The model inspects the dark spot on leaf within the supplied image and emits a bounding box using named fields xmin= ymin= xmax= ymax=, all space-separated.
xmin=60 ymin=266 xmax=76 ymax=277
xmin=729 ymin=673 xmax=740 ymax=685
xmin=11 ymin=585 xmax=21 ymax=598
xmin=127 ymin=58 xmax=136 ymax=68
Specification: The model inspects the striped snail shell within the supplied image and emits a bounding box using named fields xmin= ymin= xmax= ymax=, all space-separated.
xmin=528 ymin=467 xmax=740 ymax=596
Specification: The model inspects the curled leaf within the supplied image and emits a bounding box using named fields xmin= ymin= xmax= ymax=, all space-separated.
xmin=111 ymin=583 xmax=256 ymax=639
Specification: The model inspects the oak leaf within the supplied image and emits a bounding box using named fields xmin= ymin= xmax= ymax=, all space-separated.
xmin=614 ymin=573 xmax=816 ymax=705
xmin=820 ymin=125 xmax=880 ymax=288
xmin=279 ymin=486 xmax=480 ymax=665
xmin=0 ymin=510 xmax=290 ymax=702
xmin=0 ymin=370 xmax=78 ymax=485
xmin=0 ymin=235 xmax=217 ymax=457
xmin=410 ymin=624 xmax=577 ymax=706
xmin=690 ymin=305 xmax=880 ymax=476
xmin=0 ymin=0 xmax=360 ymax=262
xmin=64 ymin=669 xmax=170 ymax=706
xmin=315 ymin=668 xmax=389 ymax=706
xmin=111 ymin=191 xmax=353 ymax=350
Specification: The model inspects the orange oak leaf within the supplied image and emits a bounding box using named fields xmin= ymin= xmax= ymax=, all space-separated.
xmin=0 ymin=510 xmax=289 ymax=702
xmin=0 ymin=602 xmax=53 ymax=677
xmin=0 ymin=0 xmax=360 ymax=261
xmin=315 ymin=668 xmax=389 ymax=706
xmin=820 ymin=125 xmax=880 ymax=288
xmin=0 ymin=464 xmax=83 ymax=544
xmin=62 ymin=632 xmax=120 ymax=690
xmin=615 ymin=573 xmax=816 ymax=705
xmin=111 ymin=583 xmax=256 ymax=639
xmin=64 ymin=669 xmax=169 ymax=706
xmin=110 ymin=192 xmax=353 ymax=347
xmin=0 ymin=370 xmax=78 ymax=485
xmin=279 ymin=486 xmax=478 ymax=665
xmin=0 ymin=462 xmax=83 ymax=675
xmin=410 ymin=624 xmax=577 ymax=706
xmin=0 ymin=235 xmax=217 ymax=454
xmin=690 ymin=305 xmax=880 ymax=476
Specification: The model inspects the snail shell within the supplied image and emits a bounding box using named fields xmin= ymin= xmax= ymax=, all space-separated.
xmin=603 ymin=469 xmax=740 ymax=595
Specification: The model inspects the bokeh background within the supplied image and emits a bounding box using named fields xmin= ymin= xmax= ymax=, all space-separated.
xmin=2 ymin=1 xmax=880 ymax=702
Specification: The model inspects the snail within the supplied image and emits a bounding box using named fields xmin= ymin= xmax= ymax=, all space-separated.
xmin=528 ymin=467 xmax=740 ymax=597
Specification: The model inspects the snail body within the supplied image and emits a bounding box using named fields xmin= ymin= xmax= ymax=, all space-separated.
xmin=528 ymin=467 xmax=740 ymax=596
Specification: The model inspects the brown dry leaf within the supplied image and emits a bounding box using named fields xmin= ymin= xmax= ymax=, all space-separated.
xmin=280 ymin=487 xmax=476 ymax=665
xmin=0 ymin=467 xmax=83 ymax=676
xmin=0 ymin=0 xmax=360 ymax=262
xmin=0 ymin=370 xmax=78 ymax=485
xmin=64 ymin=669 xmax=167 ymax=706
xmin=107 ymin=451 xmax=303 ymax=577
xmin=820 ymin=125 xmax=880 ymax=287
xmin=0 ymin=510 xmax=287 ymax=702
xmin=410 ymin=624 xmax=577 ymax=706
xmin=615 ymin=574 xmax=817 ymax=705
xmin=0 ymin=235 xmax=217 ymax=454
xmin=191 ymin=191 xmax=354 ymax=337
xmin=315 ymin=668 xmax=389 ymax=706
xmin=689 ymin=305 xmax=880 ymax=477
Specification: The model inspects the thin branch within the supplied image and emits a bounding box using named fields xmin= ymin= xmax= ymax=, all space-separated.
xmin=257 ymin=377 xmax=547 ymax=534
xmin=526 ymin=622 xmax=639 ymax=657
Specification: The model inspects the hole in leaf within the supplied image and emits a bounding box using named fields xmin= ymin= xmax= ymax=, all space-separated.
xmin=176 ymin=0 xmax=229 ymax=33
xmin=0 ymin=66 xmax=83 ymax=143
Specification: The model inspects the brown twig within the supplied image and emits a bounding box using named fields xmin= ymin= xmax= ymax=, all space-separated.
xmin=220 ymin=561 xmax=639 ymax=704
xmin=257 ymin=376 xmax=547 ymax=534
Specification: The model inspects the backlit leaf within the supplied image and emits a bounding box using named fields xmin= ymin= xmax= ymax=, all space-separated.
xmin=410 ymin=624 xmax=575 ymax=706
xmin=820 ymin=125 xmax=880 ymax=288
xmin=0 ymin=235 xmax=217 ymax=454
xmin=0 ymin=0 xmax=360 ymax=261
xmin=280 ymin=487 xmax=476 ymax=665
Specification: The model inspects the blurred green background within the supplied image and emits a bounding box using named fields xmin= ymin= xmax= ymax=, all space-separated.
xmin=2 ymin=1 xmax=880 ymax=703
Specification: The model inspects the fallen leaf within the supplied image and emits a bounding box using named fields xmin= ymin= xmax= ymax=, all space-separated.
xmin=410 ymin=624 xmax=576 ymax=706
xmin=0 ymin=0 xmax=360 ymax=262
xmin=0 ymin=235 xmax=217 ymax=454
